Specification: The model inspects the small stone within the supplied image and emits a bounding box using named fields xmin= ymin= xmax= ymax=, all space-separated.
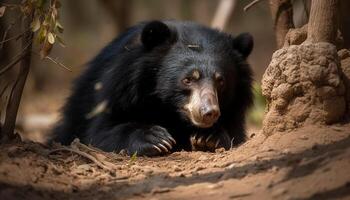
xmin=173 ymin=166 xmax=181 ymax=172
xmin=194 ymin=166 xmax=205 ymax=171
xmin=191 ymin=171 xmax=199 ymax=176
xmin=207 ymin=183 xmax=223 ymax=189
xmin=267 ymin=181 xmax=274 ymax=189
xmin=272 ymin=188 xmax=288 ymax=196
xmin=271 ymin=166 xmax=279 ymax=172
xmin=311 ymin=144 xmax=319 ymax=150
xmin=252 ymin=155 xmax=261 ymax=161
xmin=215 ymin=148 xmax=225 ymax=153
xmin=151 ymin=187 xmax=172 ymax=194
xmin=225 ymin=163 xmax=236 ymax=169
xmin=177 ymin=172 xmax=185 ymax=177
xmin=282 ymin=149 xmax=291 ymax=154
xmin=198 ymin=155 xmax=208 ymax=161
xmin=99 ymin=186 xmax=111 ymax=192
xmin=299 ymin=135 xmax=308 ymax=140
xmin=143 ymin=168 xmax=153 ymax=175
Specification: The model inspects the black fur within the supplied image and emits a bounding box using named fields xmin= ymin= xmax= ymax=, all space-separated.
xmin=51 ymin=20 xmax=254 ymax=156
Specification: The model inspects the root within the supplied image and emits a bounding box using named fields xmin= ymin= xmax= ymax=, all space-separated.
xmin=49 ymin=139 xmax=119 ymax=173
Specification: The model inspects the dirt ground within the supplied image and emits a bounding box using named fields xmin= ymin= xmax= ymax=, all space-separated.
xmin=1 ymin=123 xmax=350 ymax=200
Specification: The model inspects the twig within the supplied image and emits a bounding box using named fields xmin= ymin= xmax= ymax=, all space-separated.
xmin=0 ymin=3 xmax=21 ymax=8
xmin=0 ymin=15 xmax=22 ymax=50
xmin=72 ymin=139 xmax=101 ymax=153
xmin=0 ymin=82 xmax=10 ymax=97
xmin=244 ymin=0 xmax=264 ymax=12
xmin=0 ymin=41 xmax=32 ymax=76
xmin=71 ymin=140 xmax=120 ymax=170
xmin=44 ymin=56 xmax=72 ymax=72
xmin=49 ymin=147 xmax=115 ymax=172
xmin=0 ymin=30 xmax=27 ymax=45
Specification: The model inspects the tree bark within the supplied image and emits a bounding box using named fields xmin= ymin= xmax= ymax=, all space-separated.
xmin=307 ymin=0 xmax=339 ymax=44
xmin=1 ymin=14 xmax=33 ymax=142
xmin=269 ymin=0 xmax=294 ymax=48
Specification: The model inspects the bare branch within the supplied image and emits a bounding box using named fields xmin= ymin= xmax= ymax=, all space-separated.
xmin=0 ymin=41 xmax=32 ymax=76
xmin=49 ymin=147 xmax=115 ymax=172
xmin=0 ymin=30 xmax=27 ymax=45
xmin=0 ymin=15 xmax=22 ymax=50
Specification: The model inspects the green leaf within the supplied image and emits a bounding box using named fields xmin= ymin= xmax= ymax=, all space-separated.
xmin=130 ymin=152 xmax=138 ymax=162
xmin=47 ymin=32 xmax=55 ymax=44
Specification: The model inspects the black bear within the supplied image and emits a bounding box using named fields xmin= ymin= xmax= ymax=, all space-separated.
xmin=52 ymin=20 xmax=253 ymax=156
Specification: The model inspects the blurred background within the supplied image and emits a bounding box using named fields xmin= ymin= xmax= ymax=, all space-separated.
xmin=1 ymin=0 xmax=278 ymax=142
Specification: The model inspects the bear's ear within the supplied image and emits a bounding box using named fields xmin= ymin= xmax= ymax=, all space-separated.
xmin=233 ymin=33 xmax=253 ymax=58
xmin=141 ymin=21 xmax=172 ymax=50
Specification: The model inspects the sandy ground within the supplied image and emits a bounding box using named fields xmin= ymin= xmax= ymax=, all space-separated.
xmin=0 ymin=123 xmax=350 ymax=200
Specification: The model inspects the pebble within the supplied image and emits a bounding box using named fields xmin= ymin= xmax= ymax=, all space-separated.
xmin=173 ymin=166 xmax=181 ymax=172
xmin=99 ymin=186 xmax=111 ymax=192
xmin=151 ymin=187 xmax=172 ymax=194
xmin=225 ymin=163 xmax=236 ymax=169
xmin=282 ymin=149 xmax=291 ymax=154
xmin=271 ymin=166 xmax=279 ymax=172
xmin=194 ymin=166 xmax=205 ymax=171
xmin=215 ymin=148 xmax=225 ymax=153
xmin=299 ymin=135 xmax=308 ymax=140
xmin=143 ymin=168 xmax=153 ymax=175
xmin=272 ymin=188 xmax=288 ymax=196
xmin=207 ymin=182 xmax=223 ymax=189
xmin=198 ymin=155 xmax=208 ymax=161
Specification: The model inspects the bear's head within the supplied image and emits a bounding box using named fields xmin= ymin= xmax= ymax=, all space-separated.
xmin=140 ymin=21 xmax=253 ymax=128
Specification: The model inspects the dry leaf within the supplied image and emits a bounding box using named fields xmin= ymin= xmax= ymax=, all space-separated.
xmin=47 ymin=32 xmax=55 ymax=44
xmin=31 ymin=17 xmax=41 ymax=32
xmin=0 ymin=6 xmax=6 ymax=17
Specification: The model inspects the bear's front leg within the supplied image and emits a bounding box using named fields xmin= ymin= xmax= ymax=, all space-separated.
xmin=86 ymin=123 xmax=176 ymax=157
xmin=190 ymin=126 xmax=231 ymax=152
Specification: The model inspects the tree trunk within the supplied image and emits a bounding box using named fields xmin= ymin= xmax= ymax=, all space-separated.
xmin=211 ymin=0 xmax=236 ymax=31
xmin=269 ymin=0 xmax=294 ymax=48
xmin=307 ymin=0 xmax=339 ymax=44
xmin=99 ymin=0 xmax=132 ymax=33
xmin=1 ymin=14 xmax=33 ymax=143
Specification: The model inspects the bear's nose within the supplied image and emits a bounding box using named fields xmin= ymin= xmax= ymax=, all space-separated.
xmin=200 ymin=106 xmax=220 ymax=124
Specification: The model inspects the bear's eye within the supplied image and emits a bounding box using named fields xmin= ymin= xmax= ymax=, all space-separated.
xmin=215 ymin=73 xmax=224 ymax=86
xmin=217 ymin=77 xmax=224 ymax=86
xmin=182 ymin=78 xmax=192 ymax=86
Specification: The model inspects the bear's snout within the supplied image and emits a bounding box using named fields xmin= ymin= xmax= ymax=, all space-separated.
xmin=184 ymin=83 xmax=220 ymax=128
xmin=200 ymin=93 xmax=220 ymax=125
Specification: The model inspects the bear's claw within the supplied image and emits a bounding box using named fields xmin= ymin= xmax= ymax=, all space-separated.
xmin=127 ymin=125 xmax=176 ymax=156
xmin=190 ymin=130 xmax=230 ymax=152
